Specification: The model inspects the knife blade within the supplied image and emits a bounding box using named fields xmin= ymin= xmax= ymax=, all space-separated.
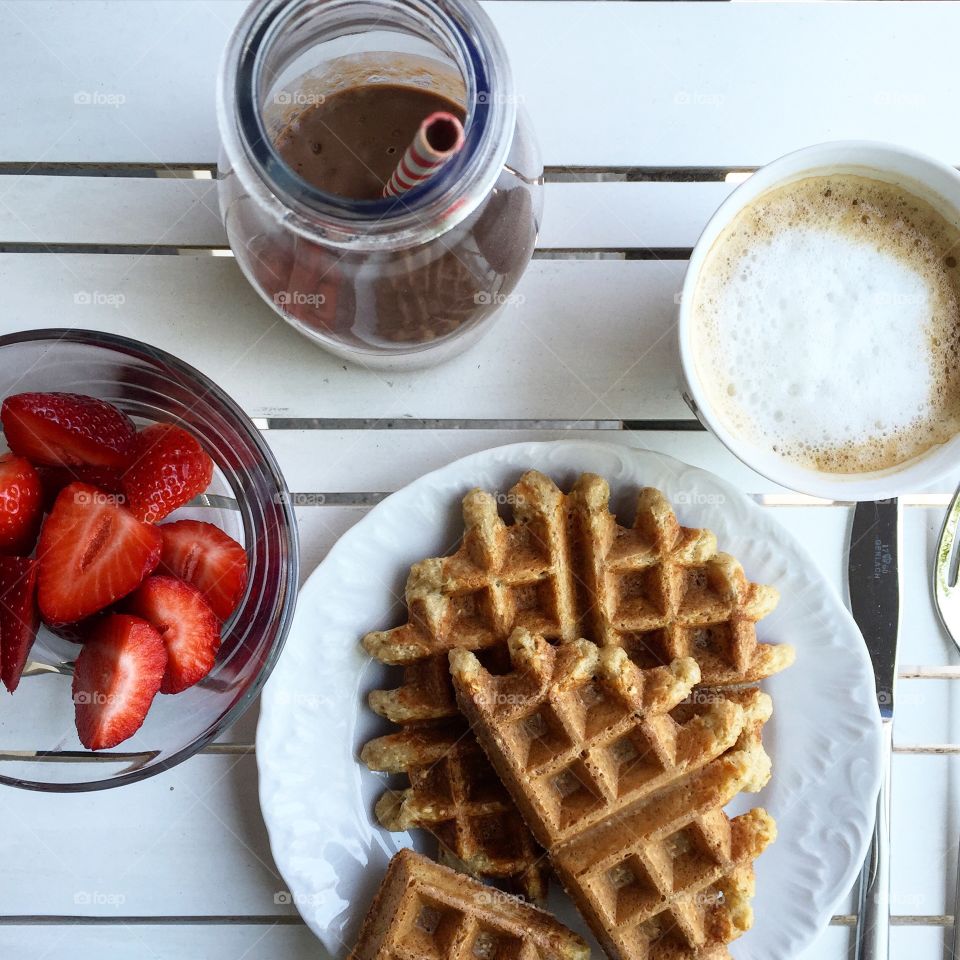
xmin=848 ymin=498 xmax=901 ymax=960
xmin=849 ymin=499 xmax=902 ymax=719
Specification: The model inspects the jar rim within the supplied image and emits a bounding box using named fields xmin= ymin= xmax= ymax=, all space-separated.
xmin=218 ymin=0 xmax=517 ymax=248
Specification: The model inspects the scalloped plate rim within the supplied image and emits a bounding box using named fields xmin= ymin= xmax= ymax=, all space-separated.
xmin=257 ymin=439 xmax=882 ymax=960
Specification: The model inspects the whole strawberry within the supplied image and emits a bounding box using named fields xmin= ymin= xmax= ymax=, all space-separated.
xmin=122 ymin=424 xmax=213 ymax=523
xmin=0 ymin=556 xmax=40 ymax=693
xmin=2 ymin=392 xmax=136 ymax=469
xmin=0 ymin=454 xmax=43 ymax=554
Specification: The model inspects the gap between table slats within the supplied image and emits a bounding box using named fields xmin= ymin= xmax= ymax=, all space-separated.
xmin=0 ymin=913 xmax=948 ymax=927
xmin=0 ymin=164 xmax=950 ymax=181
xmin=0 ymin=740 xmax=951 ymax=760
xmin=246 ymin=490 xmax=960 ymax=508
xmin=0 ymin=164 xmax=754 ymax=179
xmin=0 ymin=244 xmax=696 ymax=258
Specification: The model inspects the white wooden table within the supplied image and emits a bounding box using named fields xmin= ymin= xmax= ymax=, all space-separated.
xmin=1 ymin=2 xmax=960 ymax=957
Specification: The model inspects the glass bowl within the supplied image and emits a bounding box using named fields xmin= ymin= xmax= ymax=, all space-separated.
xmin=0 ymin=329 xmax=299 ymax=791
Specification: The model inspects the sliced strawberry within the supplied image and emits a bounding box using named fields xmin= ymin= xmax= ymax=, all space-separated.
xmin=72 ymin=613 xmax=166 ymax=750
xmin=1 ymin=392 xmax=136 ymax=469
xmin=158 ymin=520 xmax=248 ymax=620
xmin=127 ymin=576 xmax=221 ymax=694
xmin=122 ymin=424 xmax=214 ymax=523
xmin=37 ymin=483 xmax=162 ymax=625
xmin=0 ymin=453 xmax=43 ymax=553
xmin=36 ymin=465 xmax=124 ymax=512
xmin=0 ymin=556 xmax=40 ymax=693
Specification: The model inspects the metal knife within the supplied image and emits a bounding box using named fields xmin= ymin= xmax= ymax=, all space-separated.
xmin=849 ymin=498 xmax=902 ymax=960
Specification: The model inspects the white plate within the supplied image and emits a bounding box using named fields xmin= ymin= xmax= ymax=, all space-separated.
xmin=257 ymin=440 xmax=882 ymax=959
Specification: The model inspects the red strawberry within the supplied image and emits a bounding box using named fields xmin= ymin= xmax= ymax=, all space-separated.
xmin=127 ymin=576 xmax=221 ymax=694
xmin=72 ymin=614 xmax=166 ymax=750
xmin=122 ymin=424 xmax=213 ymax=523
xmin=0 ymin=453 xmax=43 ymax=553
xmin=158 ymin=520 xmax=248 ymax=621
xmin=37 ymin=483 xmax=162 ymax=625
xmin=36 ymin=465 xmax=124 ymax=513
xmin=1 ymin=392 xmax=136 ymax=469
xmin=0 ymin=556 xmax=40 ymax=693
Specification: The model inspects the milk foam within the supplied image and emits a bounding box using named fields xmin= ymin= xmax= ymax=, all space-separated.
xmin=692 ymin=174 xmax=960 ymax=473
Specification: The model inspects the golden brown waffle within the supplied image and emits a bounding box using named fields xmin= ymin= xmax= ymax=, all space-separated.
xmin=361 ymin=470 xmax=789 ymax=899
xmin=363 ymin=471 xmax=791 ymax=695
xmin=362 ymin=471 xmax=577 ymax=897
xmin=361 ymin=720 xmax=547 ymax=899
xmin=349 ymin=848 xmax=589 ymax=960
xmin=570 ymin=474 xmax=794 ymax=685
xmin=363 ymin=471 xmax=580 ymax=671
xmin=450 ymin=629 xmax=775 ymax=960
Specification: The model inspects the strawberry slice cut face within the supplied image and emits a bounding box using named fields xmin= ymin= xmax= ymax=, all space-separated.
xmin=159 ymin=520 xmax=248 ymax=621
xmin=128 ymin=576 xmax=221 ymax=694
xmin=37 ymin=482 xmax=162 ymax=625
xmin=72 ymin=613 xmax=166 ymax=750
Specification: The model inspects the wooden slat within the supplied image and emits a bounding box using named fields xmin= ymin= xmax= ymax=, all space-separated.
xmin=0 ymin=2 xmax=958 ymax=166
xmin=889 ymin=928 xmax=947 ymax=959
xmin=891 ymin=754 xmax=960 ymax=919
xmin=0 ymin=920 xmax=864 ymax=960
xmin=795 ymin=925 xmax=850 ymax=960
xmin=263 ymin=428 xmax=779 ymax=497
xmin=538 ymin=181 xmax=733 ymax=251
xmin=0 ymin=253 xmax=692 ymax=420
xmin=0 ymin=922 xmax=931 ymax=960
xmin=0 ymin=755 xmax=295 ymax=918
xmin=0 ymin=176 xmax=223 ymax=247
xmin=0 ymin=924 xmax=323 ymax=960
xmin=0 ymin=177 xmax=735 ymax=250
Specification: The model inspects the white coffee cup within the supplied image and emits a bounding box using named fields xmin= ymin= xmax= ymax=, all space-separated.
xmin=677 ymin=140 xmax=960 ymax=501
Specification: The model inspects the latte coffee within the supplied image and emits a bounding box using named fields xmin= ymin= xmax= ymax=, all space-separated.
xmin=691 ymin=172 xmax=960 ymax=474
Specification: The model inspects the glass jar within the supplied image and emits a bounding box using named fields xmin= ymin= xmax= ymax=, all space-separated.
xmin=216 ymin=0 xmax=542 ymax=369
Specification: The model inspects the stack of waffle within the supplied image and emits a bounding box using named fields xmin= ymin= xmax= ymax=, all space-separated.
xmin=452 ymin=630 xmax=775 ymax=960
xmin=360 ymin=471 xmax=578 ymax=900
xmin=358 ymin=470 xmax=793 ymax=954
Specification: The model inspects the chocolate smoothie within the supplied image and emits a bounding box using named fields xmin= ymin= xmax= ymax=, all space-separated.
xmin=260 ymin=81 xmax=537 ymax=349
xmin=275 ymin=84 xmax=465 ymax=200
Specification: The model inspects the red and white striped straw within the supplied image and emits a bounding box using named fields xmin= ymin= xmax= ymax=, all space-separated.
xmin=382 ymin=111 xmax=466 ymax=198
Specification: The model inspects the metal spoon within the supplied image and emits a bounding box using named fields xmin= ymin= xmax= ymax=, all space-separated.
xmin=933 ymin=483 xmax=960 ymax=959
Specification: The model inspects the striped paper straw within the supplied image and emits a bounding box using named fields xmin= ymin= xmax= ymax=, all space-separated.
xmin=382 ymin=111 xmax=466 ymax=198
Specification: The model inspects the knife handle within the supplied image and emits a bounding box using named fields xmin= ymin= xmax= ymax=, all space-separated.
xmin=856 ymin=720 xmax=893 ymax=960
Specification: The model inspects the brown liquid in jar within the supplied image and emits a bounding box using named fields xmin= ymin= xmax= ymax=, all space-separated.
xmin=275 ymin=84 xmax=465 ymax=200
xmin=261 ymin=82 xmax=536 ymax=350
